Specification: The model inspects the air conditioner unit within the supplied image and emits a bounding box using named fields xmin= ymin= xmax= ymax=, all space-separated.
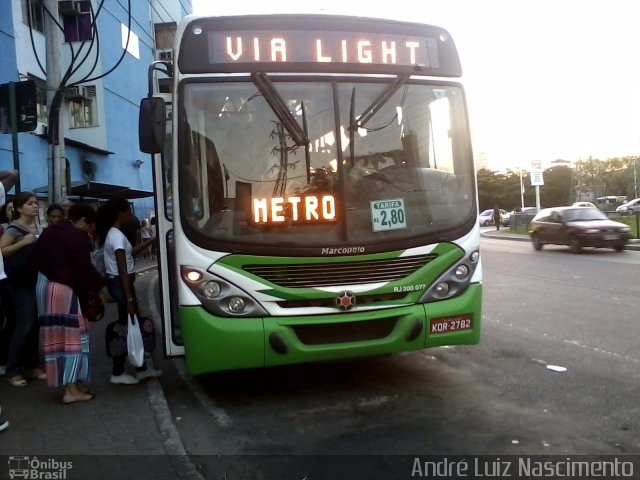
xmin=82 ymin=85 xmax=96 ymax=98
xmin=158 ymin=50 xmax=173 ymax=61
xmin=64 ymin=86 xmax=82 ymax=99
xmin=75 ymin=1 xmax=91 ymax=14
xmin=58 ymin=0 xmax=80 ymax=15
xmin=58 ymin=1 xmax=76 ymax=15
xmin=33 ymin=122 xmax=48 ymax=137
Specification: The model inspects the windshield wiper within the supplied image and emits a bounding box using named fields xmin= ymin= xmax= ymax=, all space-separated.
xmin=251 ymin=72 xmax=308 ymax=147
xmin=348 ymin=75 xmax=410 ymax=132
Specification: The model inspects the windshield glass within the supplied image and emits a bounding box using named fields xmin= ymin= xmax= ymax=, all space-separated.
xmin=564 ymin=208 xmax=608 ymax=222
xmin=178 ymin=78 xmax=475 ymax=251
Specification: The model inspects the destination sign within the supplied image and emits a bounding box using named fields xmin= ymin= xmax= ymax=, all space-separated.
xmin=208 ymin=31 xmax=439 ymax=68
xmin=252 ymin=195 xmax=337 ymax=225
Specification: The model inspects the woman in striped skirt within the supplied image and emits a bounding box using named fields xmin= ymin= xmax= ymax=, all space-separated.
xmin=32 ymin=204 xmax=105 ymax=404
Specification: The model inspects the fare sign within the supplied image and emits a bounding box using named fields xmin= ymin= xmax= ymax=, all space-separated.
xmin=252 ymin=195 xmax=336 ymax=224
xmin=371 ymin=198 xmax=407 ymax=232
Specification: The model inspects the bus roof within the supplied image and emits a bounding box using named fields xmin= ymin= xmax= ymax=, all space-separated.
xmin=175 ymin=14 xmax=462 ymax=77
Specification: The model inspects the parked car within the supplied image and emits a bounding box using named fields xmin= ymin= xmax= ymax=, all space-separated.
xmin=615 ymin=197 xmax=640 ymax=214
xmin=528 ymin=206 xmax=631 ymax=253
xmin=478 ymin=208 xmax=509 ymax=226
xmin=511 ymin=206 xmax=537 ymax=214
xmin=572 ymin=201 xmax=597 ymax=208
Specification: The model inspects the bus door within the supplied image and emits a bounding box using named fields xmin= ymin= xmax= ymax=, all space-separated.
xmin=140 ymin=93 xmax=184 ymax=357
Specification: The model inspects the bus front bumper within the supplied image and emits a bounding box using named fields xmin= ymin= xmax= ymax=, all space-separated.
xmin=180 ymin=283 xmax=482 ymax=375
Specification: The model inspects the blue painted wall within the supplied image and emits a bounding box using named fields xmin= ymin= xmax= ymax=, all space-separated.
xmin=98 ymin=2 xmax=157 ymax=218
xmin=3 ymin=1 xmax=190 ymax=219
xmin=0 ymin=1 xmax=19 ymax=177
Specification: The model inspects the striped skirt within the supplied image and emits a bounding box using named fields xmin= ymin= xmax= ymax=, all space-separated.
xmin=36 ymin=273 xmax=90 ymax=387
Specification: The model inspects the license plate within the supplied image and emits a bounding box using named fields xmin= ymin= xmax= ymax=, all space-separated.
xmin=430 ymin=314 xmax=473 ymax=334
xmin=604 ymin=234 xmax=619 ymax=240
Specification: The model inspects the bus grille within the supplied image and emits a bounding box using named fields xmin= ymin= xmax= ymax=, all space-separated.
xmin=293 ymin=317 xmax=399 ymax=345
xmin=242 ymin=254 xmax=437 ymax=288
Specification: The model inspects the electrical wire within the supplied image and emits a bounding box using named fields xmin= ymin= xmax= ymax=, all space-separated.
xmin=113 ymin=0 xmax=157 ymax=44
xmin=75 ymin=0 xmax=132 ymax=85
xmin=64 ymin=0 xmax=106 ymax=86
xmin=174 ymin=0 xmax=192 ymax=17
xmin=27 ymin=1 xmax=46 ymax=76
xmin=153 ymin=0 xmax=178 ymax=25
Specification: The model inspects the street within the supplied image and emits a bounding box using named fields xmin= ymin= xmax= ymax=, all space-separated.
xmin=133 ymin=235 xmax=640 ymax=477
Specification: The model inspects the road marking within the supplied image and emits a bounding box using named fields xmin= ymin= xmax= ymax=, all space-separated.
xmin=146 ymin=272 xmax=232 ymax=427
xmin=288 ymin=395 xmax=398 ymax=417
xmin=146 ymin=380 xmax=204 ymax=480
xmin=491 ymin=317 xmax=640 ymax=364
xmin=172 ymin=358 xmax=233 ymax=427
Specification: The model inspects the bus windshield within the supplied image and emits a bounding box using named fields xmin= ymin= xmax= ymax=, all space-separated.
xmin=179 ymin=76 xmax=475 ymax=251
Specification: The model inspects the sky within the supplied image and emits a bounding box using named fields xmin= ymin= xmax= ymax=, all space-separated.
xmin=191 ymin=0 xmax=640 ymax=172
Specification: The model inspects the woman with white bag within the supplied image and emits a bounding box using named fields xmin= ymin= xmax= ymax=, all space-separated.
xmin=95 ymin=198 xmax=160 ymax=385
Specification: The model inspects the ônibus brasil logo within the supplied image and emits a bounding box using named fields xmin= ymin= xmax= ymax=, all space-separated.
xmin=8 ymin=456 xmax=72 ymax=479
xmin=336 ymin=291 xmax=356 ymax=310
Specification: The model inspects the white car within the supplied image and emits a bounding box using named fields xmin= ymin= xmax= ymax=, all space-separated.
xmin=572 ymin=201 xmax=597 ymax=208
xmin=478 ymin=208 xmax=509 ymax=226
xmin=616 ymin=198 xmax=640 ymax=214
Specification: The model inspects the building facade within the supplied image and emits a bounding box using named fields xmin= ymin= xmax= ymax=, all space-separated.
xmin=0 ymin=0 xmax=191 ymax=219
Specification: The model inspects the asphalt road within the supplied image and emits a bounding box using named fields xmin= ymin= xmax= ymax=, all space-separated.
xmin=138 ymin=238 xmax=640 ymax=478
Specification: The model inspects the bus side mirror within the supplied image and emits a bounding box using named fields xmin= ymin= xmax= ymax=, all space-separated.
xmin=139 ymin=97 xmax=166 ymax=154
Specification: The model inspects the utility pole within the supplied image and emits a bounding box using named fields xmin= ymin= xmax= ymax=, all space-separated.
xmin=519 ymin=168 xmax=524 ymax=209
xmin=634 ymin=157 xmax=638 ymax=199
xmin=45 ymin=0 xmax=66 ymax=204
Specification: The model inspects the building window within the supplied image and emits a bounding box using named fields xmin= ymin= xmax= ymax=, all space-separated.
xmin=27 ymin=75 xmax=48 ymax=123
xmin=68 ymin=85 xmax=97 ymax=128
xmin=154 ymin=22 xmax=176 ymax=50
xmin=59 ymin=1 xmax=93 ymax=43
xmin=22 ymin=0 xmax=45 ymax=33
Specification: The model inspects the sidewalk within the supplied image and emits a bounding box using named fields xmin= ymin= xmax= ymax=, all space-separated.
xmin=0 ymin=261 xmax=200 ymax=479
xmin=481 ymin=227 xmax=640 ymax=251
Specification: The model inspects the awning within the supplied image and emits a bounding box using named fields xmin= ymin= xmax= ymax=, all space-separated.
xmin=33 ymin=180 xmax=153 ymax=200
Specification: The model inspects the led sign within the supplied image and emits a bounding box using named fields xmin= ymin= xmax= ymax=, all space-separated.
xmin=208 ymin=31 xmax=439 ymax=68
xmin=252 ymin=195 xmax=336 ymax=224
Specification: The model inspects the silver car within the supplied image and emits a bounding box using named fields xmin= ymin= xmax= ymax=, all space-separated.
xmin=616 ymin=198 xmax=640 ymax=214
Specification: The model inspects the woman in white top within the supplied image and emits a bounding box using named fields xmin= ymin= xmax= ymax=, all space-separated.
xmin=96 ymin=198 xmax=159 ymax=385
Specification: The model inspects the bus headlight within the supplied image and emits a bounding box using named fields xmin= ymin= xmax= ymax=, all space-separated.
xmin=180 ymin=266 xmax=267 ymax=317
xmin=200 ymin=281 xmax=221 ymax=299
xmin=419 ymin=250 xmax=479 ymax=303
xmin=435 ymin=282 xmax=450 ymax=296
xmin=454 ymin=264 xmax=469 ymax=280
xmin=228 ymin=297 xmax=246 ymax=313
xmin=183 ymin=268 xmax=203 ymax=284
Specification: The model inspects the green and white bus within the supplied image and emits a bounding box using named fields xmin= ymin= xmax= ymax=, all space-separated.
xmin=139 ymin=14 xmax=482 ymax=375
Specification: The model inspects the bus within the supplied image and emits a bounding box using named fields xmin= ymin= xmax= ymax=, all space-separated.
xmin=139 ymin=14 xmax=482 ymax=375
xmin=595 ymin=195 xmax=627 ymax=212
